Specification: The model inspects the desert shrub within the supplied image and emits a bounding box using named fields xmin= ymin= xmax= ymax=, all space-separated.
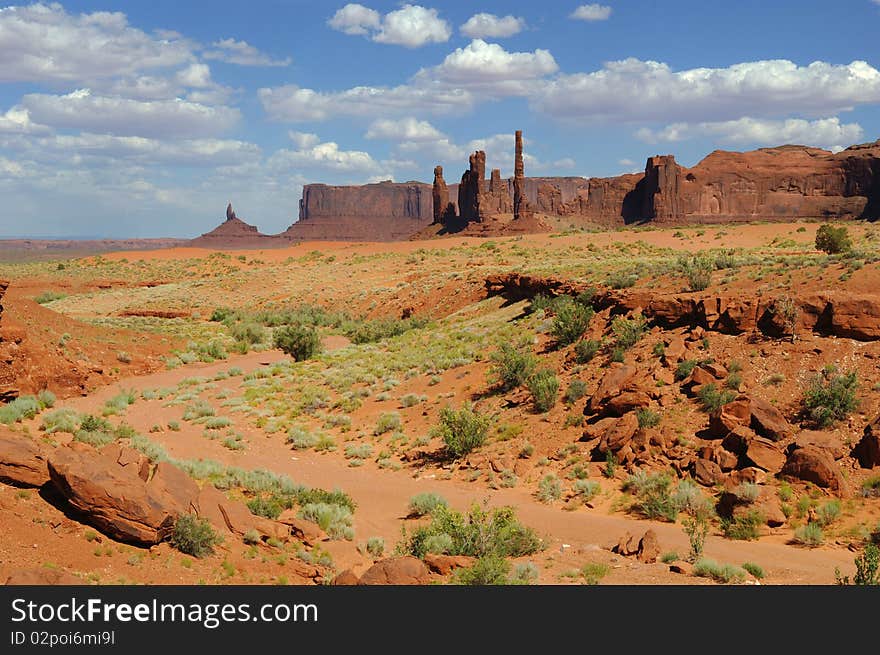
xmin=171 ymin=515 xmax=221 ymax=558
xmin=697 ymin=384 xmax=736 ymax=413
xmin=182 ymin=400 xmax=215 ymax=421
xmin=400 ymin=393 xmax=422 ymax=408
xmin=247 ymin=496 xmax=286 ymax=520
xmin=536 ymin=474 xmax=562 ymax=503
xmin=674 ymin=359 xmax=698 ymax=381
xmin=815 ymin=224 xmax=852 ymax=254
xmin=793 ymin=522 xmax=824 ymax=547
xmin=742 ymin=562 xmax=765 ymax=579
xmin=286 ymin=426 xmax=321 ymax=450
xmin=37 ymin=390 xmax=56 ymax=409
xmin=527 ymin=369 xmax=559 ymax=413
xmin=611 ymin=313 xmax=647 ymax=350
xmin=721 ymin=509 xmax=764 ymax=541
xmin=574 ymin=479 xmax=600 ymax=502
xmin=0 ymin=395 xmax=42 ymax=424
xmin=274 ymin=324 xmax=321 ymax=361
xmin=551 ymin=298 xmax=595 ymax=346
xmin=344 ymin=443 xmax=372 ymax=460
xmin=564 ymin=379 xmax=588 ymax=405
xmin=636 ymin=408 xmax=660 ymax=429
xmin=408 ymin=492 xmax=448 ymax=517
xmin=679 ymin=256 xmax=713 ymax=291
xmin=803 ymin=369 xmax=858 ymax=428
xmin=298 ymin=502 xmax=354 ymax=540
xmin=41 ymin=408 xmax=80 ymax=434
xmin=693 ymin=558 xmax=747 ymax=584
xmin=661 ymin=552 xmax=679 ymax=564
xmin=835 ymin=544 xmax=879 ymax=586
xmin=489 ymin=342 xmax=537 ymax=391
xmin=574 ymin=339 xmax=600 ymax=363
xmin=434 ymin=405 xmax=490 ymax=458
xmin=452 ymin=554 xmax=511 ymax=585
xmin=344 ymin=316 xmax=427 ymax=344
xmin=230 ymin=322 xmax=266 ymax=345
xmin=862 ymin=476 xmax=880 ymax=498
xmin=204 ymin=416 xmax=232 ymax=430
xmin=80 ymin=414 xmax=112 ymax=433
xmin=623 ymin=471 xmax=678 ymax=522
xmin=397 ymin=504 xmax=542 ymax=560
xmin=364 ymin=537 xmax=385 ymax=558
xmin=581 ymin=562 xmax=610 ymax=585
xmin=816 ymin=500 xmax=841 ymax=527
xmin=606 ymin=270 xmax=639 ymax=289
xmin=510 ymin=561 xmax=540 ymax=585
xmin=374 ymin=412 xmax=402 ymax=435
xmin=34 ymin=290 xmax=66 ymax=304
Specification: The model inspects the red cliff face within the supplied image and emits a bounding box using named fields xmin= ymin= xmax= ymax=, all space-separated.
xmin=190 ymin=206 xmax=279 ymax=248
xmin=287 ymin=181 xmax=434 ymax=241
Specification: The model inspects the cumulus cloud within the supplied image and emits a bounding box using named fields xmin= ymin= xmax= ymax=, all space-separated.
xmin=535 ymin=58 xmax=880 ymax=123
xmin=259 ymin=83 xmax=472 ymax=122
xmin=22 ymin=89 xmax=240 ymax=139
xmin=328 ymin=3 xmax=450 ymax=48
xmin=0 ymin=3 xmax=194 ymax=83
xmin=635 ymin=116 xmax=864 ymax=151
xmin=259 ymin=40 xmax=555 ymax=121
xmin=460 ymin=13 xmax=525 ymax=38
xmin=268 ymin=138 xmax=384 ymax=174
xmin=570 ymin=4 xmax=613 ymax=21
xmin=365 ymin=117 xmax=444 ymax=141
xmin=0 ymin=106 xmax=50 ymax=135
xmin=327 ymin=3 xmax=381 ymax=35
xmin=203 ymin=38 xmax=291 ymax=66
xmin=288 ymin=131 xmax=321 ymax=149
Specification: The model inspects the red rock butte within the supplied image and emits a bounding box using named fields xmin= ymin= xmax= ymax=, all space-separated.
xmin=190 ymin=135 xmax=880 ymax=246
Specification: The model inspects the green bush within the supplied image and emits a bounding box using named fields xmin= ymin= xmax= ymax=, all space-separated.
xmin=434 ymin=405 xmax=490 ymax=458
xmin=344 ymin=316 xmax=427 ymax=344
xmin=452 ymin=554 xmax=512 ymax=585
xmin=298 ymin=502 xmax=354 ymax=540
xmin=527 ymin=369 xmax=559 ymax=413
xmin=574 ymin=339 xmax=600 ymax=363
xmin=803 ymin=369 xmax=858 ymax=428
xmin=171 ymin=515 xmax=221 ymax=558
xmin=489 ymin=342 xmax=537 ymax=391
xmin=230 ymin=322 xmax=266 ymax=345
xmin=816 ymin=500 xmax=841 ymax=527
xmin=564 ymin=379 xmax=588 ymax=405
xmin=611 ymin=313 xmax=647 ymax=349
xmin=742 ymin=562 xmax=765 ymax=579
xmin=636 ymin=408 xmax=660 ymax=429
xmin=274 ymin=324 xmax=321 ymax=361
xmin=40 ymin=408 xmax=80 ymax=434
xmin=396 ymin=503 xmax=542 ymax=560
xmin=721 ymin=510 xmax=763 ymax=540
xmin=693 ymin=558 xmax=747 ymax=584
xmin=622 ymin=471 xmax=678 ymax=522
xmin=835 ymin=543 xmax=879 ymax=586
xmin=793 ymin=522 xmax=824 ymax=547
xmin=536 ymin=474 xmax=562 ymax=503
xmin=0 ymin=396 xmax=42 ymax=424
xmin=408 ymin=492 xmax=448 ymax=517
xmin=815 ymin=224 xmax=852 ymax=254
xmin=374 ymin=412 xmax=402 ymax=435
xmin=364 ymin=537 xmax=385 ymax=558
xmin=674 ymin=359 xmax=698 ymax=381
xmin=697 ymin=383 xmax=736 ymax=413
xmin=34 ymin=290 xmax=67 ymax=304
xmin=679 ymin=256 xmax=713 ymax=292
xmin=551 ymin=299 xmax=595 ymax=346
xmin=574 ymin=479 xmax=600 ymax=502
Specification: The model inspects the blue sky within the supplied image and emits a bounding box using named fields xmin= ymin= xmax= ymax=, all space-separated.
xmin=1 ymin=1 xmax=879 ymax=237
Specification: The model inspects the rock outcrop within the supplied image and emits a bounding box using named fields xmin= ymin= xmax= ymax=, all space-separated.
xmin=190 ymin=203 xmax=279 ymax=249
xmin=358 ymin=556 xmax=432 ymax=585
xmin=458 ymin=151 xmax=486 ymax=222
xmin=513 ymin=129 xmax=530 ymax=220
xmin=432 ymin=166 xmax=455 ymax=225
xmin=288 ymin=181 xmax=434 ymax=241
xmin=0 ymin=430 xmax=50 ymax=487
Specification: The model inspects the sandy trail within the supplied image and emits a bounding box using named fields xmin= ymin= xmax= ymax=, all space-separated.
xmin=54 ymin=350 xmax=857 ymax=585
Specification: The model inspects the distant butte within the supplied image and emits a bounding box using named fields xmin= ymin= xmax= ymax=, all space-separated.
xmin=189 ymin=136 xmax=880 ymax=245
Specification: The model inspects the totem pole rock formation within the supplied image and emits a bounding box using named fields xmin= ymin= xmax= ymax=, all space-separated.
xmin=458 ymin=151 xmax=486 ymax=222
xmin=514 ymin=130 xmax=530 ymax=220
xmin=226 ymin=202 xmax=237 ymax=221
xmin=432 ymin=166 xmax=457 ymax=225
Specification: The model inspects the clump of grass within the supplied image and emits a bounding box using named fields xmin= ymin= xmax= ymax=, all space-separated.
xmin=40 ymin=408 xmax=80 ymax=434
xmin=34 ymin=290 xmax=67 ymax=304
xmin=0 ymin=395 xmax=43 ymax=424
xmin=793 ymin=522 xmax=824 ymax=547
xmin=721 ymin=509 xmax=764 ymax=541
xmin=742 ymin=562 xmax=765 ymax=579
xmin=527 ymin=369 xmax=559 ymax=413
xmin=551 ymin=298 xmax=595 ymax=346
xmin=622 ymin=471 xmax=678 ymax=522
xmin=489 ymin=341 xmax=537 ymax=391
xmin=693 ymin=558 xmax=747 ymax=584
xmin=574 ymin=479 xmax=600 ymax=502
xmin=536 ymin=474 xmax=562 ymax=504
xmin=580 ymin=562 xmax=610 ymax=585
xmin=697 ymin=383 xmax=736 ymax=413
xmin=574 ymin=339 xmax=600 ymax=363
xmin=408 ymin=492 xmax=448 ymax=518
xmin=452 ymin=554 xmax=512 ymax=585
xmin=298 ymin=502 xmax=354 ymax=540
xmin=273 ymin=324 xmax=321 ymax=361
xmin=611 ymin=313 xmax=647 ymax=350
xmin=802 ymin=367 xmax=858 ymax=428
xmin=636 ymin=408 xmax=660 ymax=429
xmin=171 ymin=515 xmax=221 ymax=558
xmin=182 ymin=399 xmax=215 ymax=421
xmin=374 ymin=412 xmax=402 ymax=435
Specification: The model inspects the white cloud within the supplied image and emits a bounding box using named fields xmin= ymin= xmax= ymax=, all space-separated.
xmin=203 ymin=38 xmax=291 ymax=66
xmin=259 ymin=83 xmax=471 ymax=122
xmin=570 ymin=4 xmax=613 ymax=21
xmin=329 ymin=3 xmax=450 ymax=48
xmin=0 ymin=3 xmax=194 ymax=83
xmin=365 ymin=117 xmax=444 ymax=141
xmin=635 ymin=116 xmax=864 ymax=151
xmin=268 ymin=138 xmax=383 ymax=174
xmin=0 ymin=106 xmax=50 ymax=135
xmin=460 ymin=13 xmax=525 ymax=38
xmin=175 ymin=63 xmax=212 ymax=88
xmin=327 ymin=3 xmax=381 ymax=35
xmin=22 ymin=89 xmax=240 ymax=138
xmin=288 ymin=131 xmax=321 ymax=149
xmin=618 ymin=158 xmax=635 ymax=166
xmin=535 ymin=58 xmax=880 ymax=123
xmin=429 ymin=39 xmax=557 ymax=90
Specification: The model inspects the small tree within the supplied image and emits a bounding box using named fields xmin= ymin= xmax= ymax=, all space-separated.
xmin=273 ymin=324 xmax=321 ymax=361
xmin=803 ymin=367 xmax=859 ymax=428
xmin=551 ymin=299 xmax=594 ymax=346
xmin=527 ymin=369 xmax=559 ymax=413
xmin=815 ymin=224 xmax=852 ymax=254
xmin=171 ymin=514 xmax=221 ymax=558
xmin=489 ymin=342 xmax=537 ymax=391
